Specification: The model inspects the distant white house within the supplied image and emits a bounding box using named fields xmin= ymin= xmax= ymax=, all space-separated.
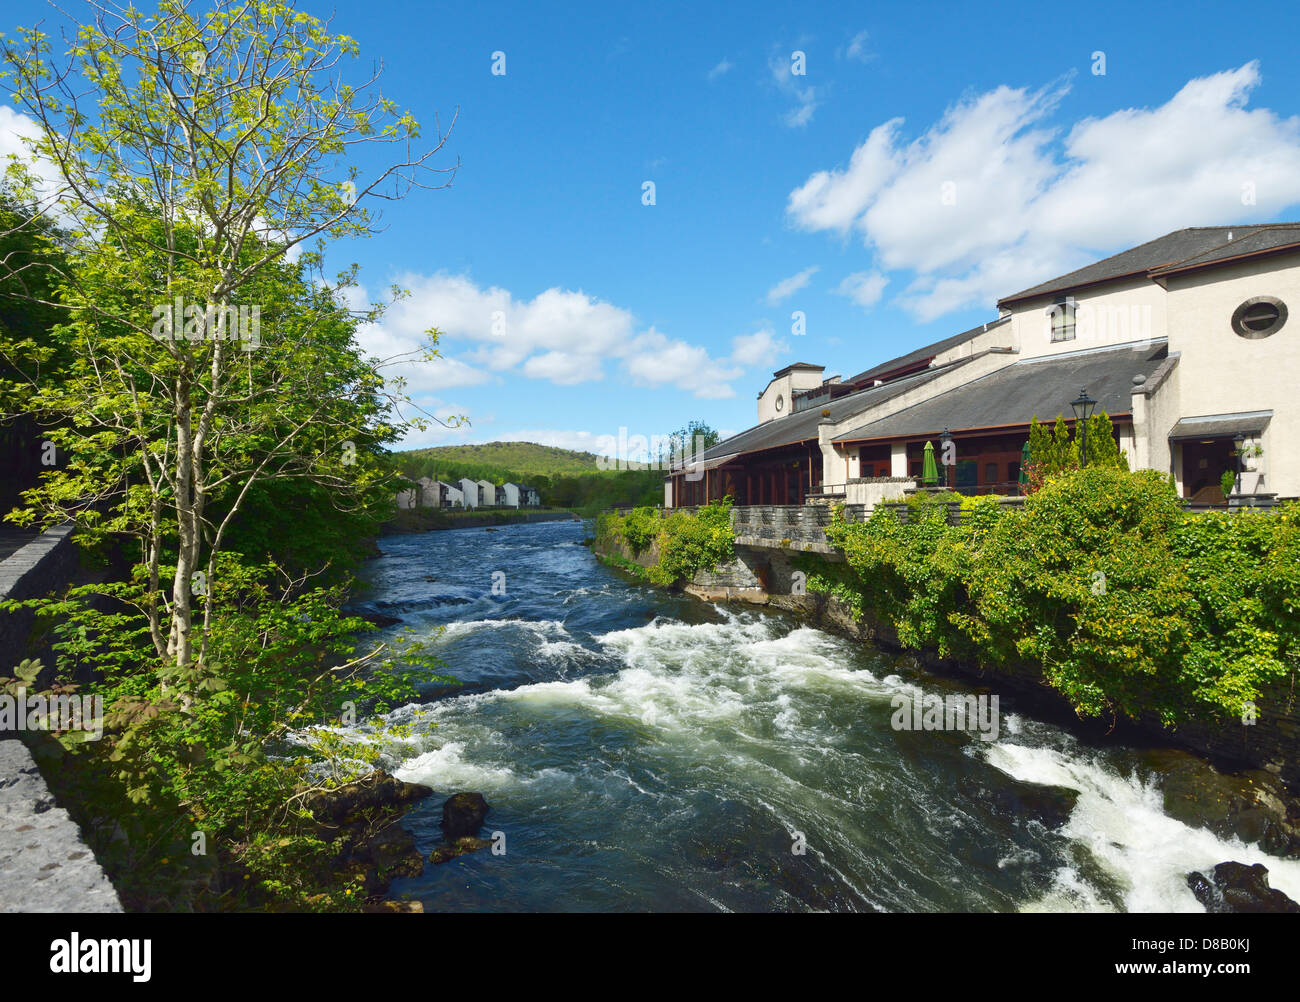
xmin=458 ymin=477 xmax=480 ymax=508
xmin=502 ymin=482 xmax=521 ymax=507
xmin=518 ymin=484 xmax=541 ymax=507
xmin=416 ymin=476 xmax=437 ymax=507
xmin=476 ymin=479 xmax=495 ymax=507
xmin=395 ymin=488 xmax=418 ymax=509
xmin=439 ymin=480 xmax=464 ymax=507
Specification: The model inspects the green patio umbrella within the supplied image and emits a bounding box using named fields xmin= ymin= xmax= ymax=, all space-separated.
xmin=922 ymin=440 xmax=938 ymax=487
xmin=1018 ymin=440 xmax=1031 ymax=493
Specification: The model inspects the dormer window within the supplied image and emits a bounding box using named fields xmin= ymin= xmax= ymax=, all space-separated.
xmin=1049 ymin=296 xmax=1077 ymax=342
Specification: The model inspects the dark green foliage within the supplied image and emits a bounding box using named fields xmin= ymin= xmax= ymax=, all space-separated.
xmin=597 ymin=499 xmax=735 ymax=586
xmin=820 ymin=468 xmax=1299 ymax=726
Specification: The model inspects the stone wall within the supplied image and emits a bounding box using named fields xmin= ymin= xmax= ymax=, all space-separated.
xmin=0 ymin=524 xmax=124 ymax=912
xmin=0 ymin=740 xmax=122 ymax=912
xmin=0 ymin=524 xmax=78 ymax=673
xmin=845 ymin=477 xmax=915 ymax=508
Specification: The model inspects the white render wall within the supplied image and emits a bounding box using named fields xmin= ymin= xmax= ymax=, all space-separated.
xmin=1004 ymin=275 xmax=1167 ymax=361
xmin=757 ymin=368 xmax=825 ymax=424
xmin=1162 ymin=253 xmax=1300 ymax=498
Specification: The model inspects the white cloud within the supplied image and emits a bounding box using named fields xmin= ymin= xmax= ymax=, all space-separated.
xmin=623 ymin=328 xmax=741 ymax=399
xmin=521 ymin=350 xmax=602 ymax=385
xmin=0 ymin=107 xmax=64 ymax=203
xmin=730 ymin=328 xmax=788 ymax=366
xmin=768 ymin=51 xmax=820 ymax=128
xmin=363 ymin=272 xmax=749 ymax=399
xmin=787 ymin=62 xmax=1300 ymax=320
xmin=708 ymin=59 xmax=733 ymax=82
xmin=765 ymin=265 xmax=819 ymax=304
xmin=843 ymin=30 xmax=873 ymax=63
xmin=835 ymin=271 xmax=889 ymax=309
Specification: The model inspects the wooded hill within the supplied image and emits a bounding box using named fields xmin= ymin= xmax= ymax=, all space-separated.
xmin=396 ymin=441 xmax=601 ymax=479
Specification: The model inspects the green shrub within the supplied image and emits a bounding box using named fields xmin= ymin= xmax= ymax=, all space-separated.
xmin=648 ymin=499 xmax=735 ymax=586
xmin=818 ymin=466 xmax=1298 ymax=726
xmin=596 ymin=501 xmax=735 ymax=586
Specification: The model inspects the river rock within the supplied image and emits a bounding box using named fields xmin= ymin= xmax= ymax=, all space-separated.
xmin=1186 ymin=861 xmax=1300 ymax=913
xmin=362 ymin=900 xmax=424 ymax=913
xmin=360 ymin=823 xmax=426 ymax=882
xmin=430 ymin=836 xmax=494 ymax=865
xmin=958 ymin=774 xmax=1079 ymax=829
xmin=441 ymin=792 xmax=489 ymax=840
xmin=1141 ymin=749 xmax=1300 ymax=857
xmin=306 ymin=771 xmax=433 ymax=826
xmin=350 ymin=607 xmax=402 ymax=628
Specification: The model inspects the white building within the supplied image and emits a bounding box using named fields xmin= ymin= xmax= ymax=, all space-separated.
xmin=476 ymin=479 xmax=495 ymax=507
xmin=439 ymin=481 xmax=464 ymax=507
xmin=668 ymin=224 xmax=1300 ymax=508
xmin=458 ymin=477 xmax=481 ymax=508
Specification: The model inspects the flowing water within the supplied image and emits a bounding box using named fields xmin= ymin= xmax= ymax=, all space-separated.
xmin=344 ymin=518 xmax=1300 ymax=912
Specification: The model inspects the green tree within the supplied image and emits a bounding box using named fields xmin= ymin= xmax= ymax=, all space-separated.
xmin=1025 ymin=410 xmax=1127 ymax=491
xmin=0 ymin=0 xmax=459 ymax=677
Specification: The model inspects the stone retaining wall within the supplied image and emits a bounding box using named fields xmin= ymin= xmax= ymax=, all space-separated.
xmin=0 ymin=524 xmax=124 ymax=912
xmin=0 ymin=524 xmax=77 ymax=666
xmin=0 ymin=740 xmax=121 ymax=912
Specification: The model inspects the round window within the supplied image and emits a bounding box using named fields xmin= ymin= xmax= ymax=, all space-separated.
xmin=775 ymin=394 xmax=784 ymax=412
xmin=1231 ymin=296 xmax=1287 ymax=339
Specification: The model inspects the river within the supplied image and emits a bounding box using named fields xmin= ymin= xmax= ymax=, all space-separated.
xmin=345 ymin=518 xmax=1300 ymax=912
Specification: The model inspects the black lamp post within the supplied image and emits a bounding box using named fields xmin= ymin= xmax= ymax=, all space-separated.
xmin=1233 ymin=432 xmax=1245 ymax=497
xmin=939 ymin=427 xmax=954 ymax=488
xmin=1071 ymin=388 xmax=1097 ymax=467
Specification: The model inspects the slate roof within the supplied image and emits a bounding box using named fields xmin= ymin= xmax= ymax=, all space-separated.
xmin=687 ymin=357 xmax=978 ymax=466
xmin=841 ymin=317 xmax=1010 ymax=386
xmin=998 ymin=224 xmax=1300 ymax=306
xmin=833 ymin=341 xmax=1169 ymax=444
xmin=1167 ymin=411 xmax=1272 ymax=440
xmin=1150 ymin=227 xmax=1300 ymax=277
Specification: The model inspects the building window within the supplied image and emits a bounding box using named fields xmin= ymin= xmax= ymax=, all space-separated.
xmin=775 ymin=394 xmax=784 ymax=412
xmin=1050 ymin=296 xmax=1077 ymax=342
xmin=1231 ymin=297 xmax=1287 ymax=339
xmin=985 ymin=462 xmax=999 ymax=484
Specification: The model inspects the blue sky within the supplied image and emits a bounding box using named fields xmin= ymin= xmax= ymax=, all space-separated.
xmin=5 ymin=0 xmax=1300 ymax=454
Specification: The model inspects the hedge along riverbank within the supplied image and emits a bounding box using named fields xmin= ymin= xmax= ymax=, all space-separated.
xmin=810 ymin=467 xmax=1300 ymax=731
xmin=594 ymin=500 xmax=735 ymax=587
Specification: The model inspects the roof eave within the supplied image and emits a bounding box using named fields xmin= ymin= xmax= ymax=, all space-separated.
xmin=836 ymin=413 xmax=1133 ymax=446
xmin=997 ymin=269 xmax=1159 ymax=308
xmin=1149 ymin=241 xmax=1300 ymax=281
